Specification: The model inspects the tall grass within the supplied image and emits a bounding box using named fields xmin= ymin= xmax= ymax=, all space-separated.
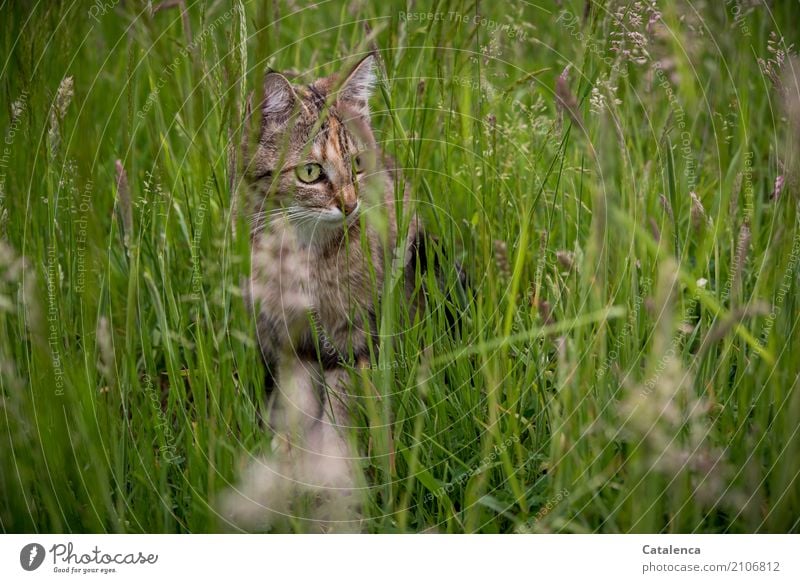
xmin=1 ymin=0 xmax=798 ymax=533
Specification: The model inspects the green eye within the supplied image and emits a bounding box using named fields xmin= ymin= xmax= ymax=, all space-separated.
xmin=353 ymin=153 xmax=365 ymax=173
xmin=296 ymin=163 xmax=323 ymax=183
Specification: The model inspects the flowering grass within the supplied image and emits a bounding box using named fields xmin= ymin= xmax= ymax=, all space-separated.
xmin=1 ymin=0 xmax=799 ymax=533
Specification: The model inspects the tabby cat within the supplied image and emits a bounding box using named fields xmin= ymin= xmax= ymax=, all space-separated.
xmin=246 ymin=54 xmax=421 ymax=443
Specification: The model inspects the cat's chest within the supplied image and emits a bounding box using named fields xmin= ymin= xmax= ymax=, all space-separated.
xmin=252 ymin=223 xmax=384 ymax=334
xmin=305 ymin=241 xmax=379 ymax=315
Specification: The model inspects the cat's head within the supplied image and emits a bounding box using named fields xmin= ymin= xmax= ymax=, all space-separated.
xmin=248 ymin=55 xmax=380 ymax=240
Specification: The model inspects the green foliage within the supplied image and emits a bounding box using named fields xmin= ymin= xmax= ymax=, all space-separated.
xmin=1 ymin=0 xmax=798 ymax=533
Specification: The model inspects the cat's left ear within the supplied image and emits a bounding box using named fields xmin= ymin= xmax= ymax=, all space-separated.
xmin=337 ymin=54 xmax=377 ymax=117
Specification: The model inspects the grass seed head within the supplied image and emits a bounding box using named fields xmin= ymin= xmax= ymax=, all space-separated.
xmin=114 ymin=159 xmax=133 ymax=249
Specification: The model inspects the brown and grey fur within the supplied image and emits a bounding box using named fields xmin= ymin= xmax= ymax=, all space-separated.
xmin=222 ymin=56 xmax=465 ymax=529
xmin=245 ymin=55 xmax=419 ymax=440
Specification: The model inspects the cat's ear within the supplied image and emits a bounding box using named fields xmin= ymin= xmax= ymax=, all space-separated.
xmin=261 ymin=71 xmax=296 ymax=121
xmin=337 ymin=54 xmax=377 ymax=116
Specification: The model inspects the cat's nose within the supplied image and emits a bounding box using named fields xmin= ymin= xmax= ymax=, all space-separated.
xmin=341 ymin=198 xmax=358 ymax=216
xmin=337 ymin=186 xmax=358 ymax=216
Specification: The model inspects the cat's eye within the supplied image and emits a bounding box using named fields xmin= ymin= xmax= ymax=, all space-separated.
xmin=353 ymin=153 xmax=369 ymax=174
xmin=296 ymin=163 xmax=323 ymax=183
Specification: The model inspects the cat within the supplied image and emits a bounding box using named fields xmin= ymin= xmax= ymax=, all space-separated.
xmin=224 ymin=54 xmax=421 ymax=530
xmin=245 ymin=53 xmax=421 ymax=440
xmin=223 ymin=54 xmax=465 ymax=530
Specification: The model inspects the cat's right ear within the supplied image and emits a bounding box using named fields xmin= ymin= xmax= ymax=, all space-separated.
xmin=261 ymin=72 xmax=296 ymax=122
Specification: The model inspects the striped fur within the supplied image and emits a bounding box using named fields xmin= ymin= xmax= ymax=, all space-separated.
xmin=246 ymin=55 xmax=419 ymax=434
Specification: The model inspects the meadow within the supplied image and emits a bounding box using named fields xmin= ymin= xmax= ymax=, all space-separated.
xmin=1 ymin=0 xmax=799 ymax=533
